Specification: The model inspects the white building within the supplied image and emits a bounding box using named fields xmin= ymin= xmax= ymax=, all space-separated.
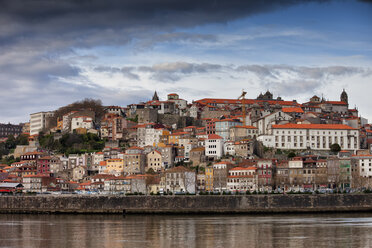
xmin=253 ymin=111 xmax=292 ymax=135
xmin=71 ymin=116 xmax=93 ymax=131
xmin=62 ymin=111 xmax=78 ymax=131
xmin=137 ymin=123 xmax=164 ymax=147
xmin=227 ymin=167 xmax=257 ymax=192
xmin=165 ymin=166 xmax=196 ymax=194
xmin=352 ymin=154 xmax=372 ymax=178
xmin=260 ymin=123 xmax=359 ymax=151
xmin=224 ymin=141 xmax=235 ymax=156
xmin=92 ymin=152 xmax=104 ymax=166
xmin=205 ymin=134 xmax=224 ymax=159
xmin=29 ymin=111 xmax=54 ymax=136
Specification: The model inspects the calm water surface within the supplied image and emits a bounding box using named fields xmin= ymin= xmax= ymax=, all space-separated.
xmin=1 ymin=213 xmax=372 ymax=248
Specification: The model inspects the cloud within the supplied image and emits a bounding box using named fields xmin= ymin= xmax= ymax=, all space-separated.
xmin=94 ymin=66 xmax=140 ymax=80
xmin=1 ymin=0 xmax=371 ymax=123
xmin=236 ymin=64 xmax=370 ymax=97
xmin=138 ymin=62 xmax=225 ymax=82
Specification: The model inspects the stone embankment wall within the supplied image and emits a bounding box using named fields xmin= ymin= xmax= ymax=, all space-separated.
xmin=1 ymin=195 xmax=372 ymax=214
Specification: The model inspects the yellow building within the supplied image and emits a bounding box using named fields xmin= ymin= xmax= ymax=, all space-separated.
xmin=168 ymin=132 xmax=188 ymax=145
xmin=205 ymin=166 xmax=214 ymax=192
xmin=57 ymin=119 xmax=63 ymax=131
xmin=105 ymin=158 xmax=124 ymax=175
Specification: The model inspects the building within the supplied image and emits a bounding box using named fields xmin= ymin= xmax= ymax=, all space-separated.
xmin=71 ymin=116 xmax=94 ymax=131
xmin=205 ymin=166 xmax=213 ymax=192
xmin=0 ymin=123 xmax=23 ymax=138
xmin=123 ymin=148 xmax=146 ymax=175
xmin=146 ymin=150 xmax=163 ymax=172
xmin=37 ymin=156 xmax=52 ymax=175
xmin=257 ymin=159 xmax=273 ymax=191
xmin=22 ymin=174 xmax=54 ymax=193
xmin=105 ymin=158 xmax=124 ymax=176
xmin=275 ymin=161 xmax=290 ymax=191
xmin=261 ymin=123 xmax=359 ymax=151
xmin=229 ymin=125 xmax=258 ymax=141
xmin=164 ymin=166 xmax=196 ymax=194
xmin=213 ymin=161 xmax=234 ymax=192
xmin=227 ymin=167 xmax=257 ymax=192
xmin=234 ymin=139 xmax=254 ymax=158
xmin=215 ymin=118 xmax=242 ymax=140
xmin=29 ymin=111 xmax=54 ymax=136
xmin=196 ymin=173 xmax=206 ymax=192
xmin=288 ymin=157 xmax=304 ymax=191
xmin=205 ymin=134 xmax=224 ymax=159
xmin=137 ymin=123 xmax=165 ymax=147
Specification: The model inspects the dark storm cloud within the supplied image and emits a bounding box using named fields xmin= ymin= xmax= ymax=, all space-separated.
xmin=0 ymin=0 xmax=349 ymax=122
xmin=0 ymin=0 xmax=338 ymax=51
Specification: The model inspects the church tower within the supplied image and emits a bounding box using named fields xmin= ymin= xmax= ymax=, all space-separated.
xmin=152 ymin=91 xmax=159 ymax=101
xmin=340 ymin=89 xmax=348 ymax=104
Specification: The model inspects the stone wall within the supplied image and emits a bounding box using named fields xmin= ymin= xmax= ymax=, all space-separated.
xmin=1 ymin=194 xmax=372 ymax=214
xmin=158 ymin=114 xmax=197 ymax=129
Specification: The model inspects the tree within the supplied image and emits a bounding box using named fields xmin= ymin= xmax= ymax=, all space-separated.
xmin=330 ymin=143 xmax=341 ymax=153
xmin=146 ymin=168 xmax=156 ymax=175
xmin=287 ymin=152 xmax=296 ymax=159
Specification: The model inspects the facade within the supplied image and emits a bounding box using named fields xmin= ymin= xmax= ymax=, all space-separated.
xmin=0 ymin=123 xmax=23 ymax=138
xmin=253 ymin=111 xmax=293 ymax=135
xmin=146 ymin=150 xmax=163 ymax=172
xmin=215 ymin=119 xmax=242 ymax=140
xmin=213 ymin=161 xmax=233 ymax=192
xmin=257 ymin=159 xmax=273 ymax=191
xmin=137 ymin=123 xmax=165 ymax=147
xmin=227 ymin=167 xmax=257 ymax=192
xmin=164 ymin=166 xmax=196 ymax=194
xmin=205 ymin=166 xmax=213 ymax=192
xmin=29 ymin=111 xmax=54 ymax=136
xmin=275 ymin=161 xmax=290 ymax=191
xmin=37 ymin=156 xmax=51 ymax=175
xmin=205 ymin=134 xmax=224 ymax=159
xmin=234 ymin=140 xmax=254 ymax=158
xmin=263 ymin=123 xmax=359 ymax=151
xmin=105 ymin=158 xmax=124 ymax=175
xmin=229 ymin=125 xmax=258 ymax=141
xmin=71 ymin=116 xmax=93 ymax=131
xmin=189 ymin=147 xmax=205 ymax=166
xmin=288 ymin=157 xmax=304 ymax=191
xmin=122 ymin=152 xmax=146 ymax=175
xmin=22 ymin=175 xmax=53 ymax=193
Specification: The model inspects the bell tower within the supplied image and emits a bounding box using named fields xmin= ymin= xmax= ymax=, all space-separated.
xmin=340 ymin=89 xmax=348 ymax=104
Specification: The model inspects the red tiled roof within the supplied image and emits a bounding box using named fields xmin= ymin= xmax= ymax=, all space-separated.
xmin=127 ymin=146 xmax=144 ymax=150
xmin=234 ymin=125 xmax=257 ymax=129
xmin=227 ymin=175 xmax=254 ymax=178
xmin=272 ymin=123 xmax=357 ymax=130
xmin=325 ymin=101 xmax=348 ymax=105
xmin=214 ymin=161 xmax=233 ymax=165
xmin=230 ymin=166 xmax=257 ymax=171
xmin=207 ymin=134 xmax=223 ymax=140
xmin=282 ymin=107 xmax=304 ymax=113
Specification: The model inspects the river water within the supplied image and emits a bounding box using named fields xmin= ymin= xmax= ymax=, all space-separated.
xmin=1 ymin=214 xmax=372 ymax=248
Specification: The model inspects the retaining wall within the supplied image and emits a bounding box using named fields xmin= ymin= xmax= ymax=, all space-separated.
xmin=0 ymin=194 xmax=372 ymax=214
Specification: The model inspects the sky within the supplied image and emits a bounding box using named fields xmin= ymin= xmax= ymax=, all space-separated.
xmin=0 ymin=0 xmax=371 ymax=124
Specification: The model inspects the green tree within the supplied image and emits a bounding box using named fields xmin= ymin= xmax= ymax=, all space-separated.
xmin=330 ymin=143 xmax=341 ymax=153
xmin=146 ymin=168 xmax=156 ymax=174
xmin=288 ymin=152 xmax=296 ymax=159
